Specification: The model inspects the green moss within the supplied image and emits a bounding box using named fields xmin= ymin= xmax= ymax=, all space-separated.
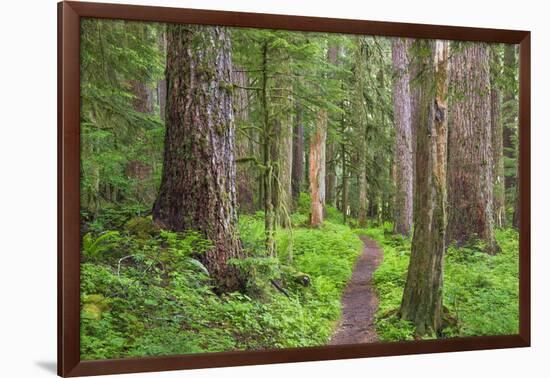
xmin=124 ymin=216 xmax=159 ymax=239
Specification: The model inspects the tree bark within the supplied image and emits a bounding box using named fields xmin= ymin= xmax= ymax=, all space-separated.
xmin=310 ymin=109 xmax=327 ymax=227
xmin=340 ymin=106 xmax=349 ymax=223
xmin=234 ymin=67 xmax=255 ymax=213
xmin=153 ymin=25 xmax=243 ymax=293
xmin=502 ymin=45 xmax=518 ymax=195
xmin=271 ymin=64 xmax=293 ymax=227
xmin=400 ymin=40 xmax=450 ymax=336
xmin=157 ymin=27 xmax=167 ymax=120
xmin=292 ymin=104 xmax=304 ymax=201
xmin=260 ymin=42 xmax=276 ymax=255
xmin=326 ymin=142 xmax=337 ymax=207
xmin=490 ymin=47 xmax=506 ymax=228
xmin=447 ymin=42 xmax=497 ymax=253
xmin=325 ymin=44 xmax=340 ymax=208
xmin=353 ymin=37 xmax=368 ymax=228
xmin=391 ymin=38 xmax=414 ymax=236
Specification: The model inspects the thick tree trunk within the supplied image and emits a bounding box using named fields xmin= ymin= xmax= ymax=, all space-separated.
xmin=447 ymin=43 xmax=497 ymax=253
xmin=292 ymin=104 xmax=304 ymax=201
xmin=490 ymin=48 xmax=506 ymax=228
xmin=391 ymin=38 xmax=414 ymax=236
xmin=153 ymin=25 xmax=243 ymax=293
xmin=310 ymin=109 xmax=327 ymax=227
xmin=400 ymin=40 xmax=450 ymax=336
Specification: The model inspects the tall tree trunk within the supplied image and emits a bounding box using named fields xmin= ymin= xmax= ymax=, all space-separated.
xmin=153 ymin=25 xmax=243 ymax=293
xmin=407 ymin=41 xmax=420 ymax=203
xmin=490 ymin=47 xmax=506 ymax=228
xmin=341 ymin=107 xmax=349 ymax=223
xmin=447 ymin=43 xmax=497 ymax=253
xmin=260 ymin=42 xmax=276 ymax=255
xmin=325 ymin=44 xmax=340 ymax=208
xmin=271 ymin=65 xmax=293 ymax=227
xmin=326 ymin=143 xmax=337 ymax=207
xmin=502 ymin=45 xmax=518 ymax=195
xmin=310 ymin=109 xmax=327 ymax=227
xmin=353 ymin=37 xmax=368 ymax=227
xmin=391 ymin=38 xmax=414 ymax=236
xmin=292 ymin=103 xmax=304 ymax=201
xmin=502 ymin=45 xmax=519 ymax=227
xmin=358 ymin=167 xmax=368 ymax=227
xmin=157 ymin=26 xmax=167 ymax=120
xmin=234 ymin=68 xmax=255 ymax=213
xmin=512 ymin=161 xmax=520 ymax=229
xmin=400 ymin=40 xmax=450 ymax=336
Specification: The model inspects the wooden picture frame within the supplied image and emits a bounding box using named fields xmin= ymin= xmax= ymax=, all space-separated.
xmin=58 ymin=1 xmax=530 ymax=376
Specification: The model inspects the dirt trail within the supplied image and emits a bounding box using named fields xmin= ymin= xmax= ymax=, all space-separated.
xmin=330 ymin=235 xmax=383 ymax=345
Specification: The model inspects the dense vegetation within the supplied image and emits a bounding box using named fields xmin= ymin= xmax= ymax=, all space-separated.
xmin=80 ymin=18 xmax=520 ymax=359
xmin=362 ymin=225 xmax=519 ymax=341
xmin=81 ymin=197 xmax=364 ymax=359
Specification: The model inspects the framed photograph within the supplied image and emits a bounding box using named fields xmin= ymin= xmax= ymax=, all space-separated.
xmin=58 ymin=1 xmax=530 ymax=376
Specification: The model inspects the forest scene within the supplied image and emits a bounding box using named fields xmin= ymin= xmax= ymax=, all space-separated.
xmin=79 ymin=18 xmax=520 ymax=360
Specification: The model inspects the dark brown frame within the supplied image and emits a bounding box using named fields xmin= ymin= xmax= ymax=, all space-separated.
xmin=58 ymin=1 xmax=531 ymax=376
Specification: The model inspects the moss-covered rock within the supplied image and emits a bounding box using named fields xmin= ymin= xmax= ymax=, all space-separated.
xmin=124 ymin=216 xmax=160 ymax=239
xmin=82 ymin=294 xmax=111 ymax=320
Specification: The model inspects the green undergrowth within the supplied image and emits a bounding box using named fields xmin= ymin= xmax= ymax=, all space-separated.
xmin=359 ymin=223 xmax=519 ymax=341
xmin=80 ymin=200 xmax=362 ymax=360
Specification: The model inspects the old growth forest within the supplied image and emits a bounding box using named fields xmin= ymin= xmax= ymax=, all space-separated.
xmin=80 ymin=19 xmax=520 ymax=359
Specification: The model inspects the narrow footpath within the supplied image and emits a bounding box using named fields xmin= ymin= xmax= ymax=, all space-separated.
xmin=330 ymin=236 xmax=383 ymax=345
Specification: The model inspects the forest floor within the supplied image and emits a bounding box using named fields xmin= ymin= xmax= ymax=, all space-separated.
xmin=330 ymin=235 xmax=383 ymax=345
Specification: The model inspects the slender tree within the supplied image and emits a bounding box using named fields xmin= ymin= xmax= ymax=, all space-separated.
xmin=447 ymin=42 xmax=497 ymax=253
xmin=391 ymin=38 xmax=413 ymax=235
xmin=271 ymin=61 xmax=293 ymax=227
xmin=292 ymin=103 xmax=305 ymax=201
xmin=353 ymin=37 xmax=369 ymax=228
xmin=490 ymin=46 xmax=506 ymax=228
xmin=400 ymin=40 xmax=450 ymax=336
xmin=153 ymin=24 xmax=243 ymax=292
xmin=325 ymin=44 xmax=340 ymax=207
xmin=310 ymin=109 xmax=327 ymax=226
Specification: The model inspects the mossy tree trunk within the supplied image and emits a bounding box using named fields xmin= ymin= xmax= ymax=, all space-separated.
xmin=325 ymin=44 xmax=340 ymax=208
xmin=391 ymin=38 xmax=414 ymax=236
xmin=157 ymin=26 xmax=167 ymax=121
xmin=292 ymin=103 xmax=304 ymax=201
xmin=353 ymin=37 xmax=368 ymax=228
xmin=490 ymin=47 xmax=506 ymax=228
xmin=447 ymin=42 xmax=497 ymax=253
xmin=501 ymin=45 xmax=519 ymax=229
xmin=271 ymin=59 xmax=293 ymax=228
xmin=502 ymin=45 xmax=518 ymax=198
xmin=400 ymin=40 xmax=450 ymax=336
xmin=341 ymin=107 xmax=349 ymax=223
xmin=259 ymin=41 xmax=276 ymax=255
xmin=153 ymin=24 xmax=243 ymax=293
